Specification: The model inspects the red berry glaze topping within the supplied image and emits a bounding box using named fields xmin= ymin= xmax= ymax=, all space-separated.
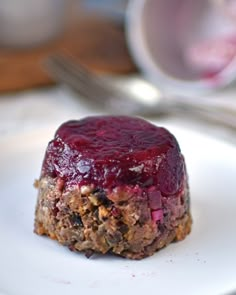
xmin=42 ymin=116 xmax=185 ymax=195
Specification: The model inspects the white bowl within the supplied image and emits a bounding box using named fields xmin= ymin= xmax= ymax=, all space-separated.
xmin=126 ymin=0 xmax=236 ymax=96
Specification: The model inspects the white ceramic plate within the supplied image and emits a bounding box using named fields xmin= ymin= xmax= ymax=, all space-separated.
xmin=1 ymin=123 xmax=236 ymax=295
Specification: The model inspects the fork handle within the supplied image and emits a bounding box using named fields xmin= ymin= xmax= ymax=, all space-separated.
xmin=138 ymin=98 xmax=236 ymax=133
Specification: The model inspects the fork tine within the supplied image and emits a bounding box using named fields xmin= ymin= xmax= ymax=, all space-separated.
xmin=45 ymin=57 xmax=102 ymax=107
xmin=51 ymin=55 xmax=111 ymax=93
xmin=46 ymin=55 xmax=114 ymax=101
xmin=45 ymin=54 xmax=146 ymax=114
xmin=46 ymin=55 xmax=95 ymax=92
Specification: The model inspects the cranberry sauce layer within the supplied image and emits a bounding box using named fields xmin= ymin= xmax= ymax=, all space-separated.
xmin=42 ymin=116 xmax=185 ymax=195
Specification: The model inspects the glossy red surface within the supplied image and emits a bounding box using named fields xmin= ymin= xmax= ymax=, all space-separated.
xmin=42 ymin=116 xmax=185 ymax=195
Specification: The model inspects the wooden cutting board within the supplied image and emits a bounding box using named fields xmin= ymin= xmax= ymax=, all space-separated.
xmin=0 ymin=17 xmax=137 ymax=93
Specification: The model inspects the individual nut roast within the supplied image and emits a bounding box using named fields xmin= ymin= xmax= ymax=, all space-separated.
xmin=34 ymin=116 xmax=192 ymax=259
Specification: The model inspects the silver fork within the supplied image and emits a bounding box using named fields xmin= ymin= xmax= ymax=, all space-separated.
xmin=45 ymin=54 xmax=236 ymax=131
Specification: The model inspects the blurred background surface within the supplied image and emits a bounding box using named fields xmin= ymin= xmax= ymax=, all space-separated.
xmin=0 ymin=0 xmax=135 ymax=93
xmin=1 ymin=0 xmax=236 ymax=144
